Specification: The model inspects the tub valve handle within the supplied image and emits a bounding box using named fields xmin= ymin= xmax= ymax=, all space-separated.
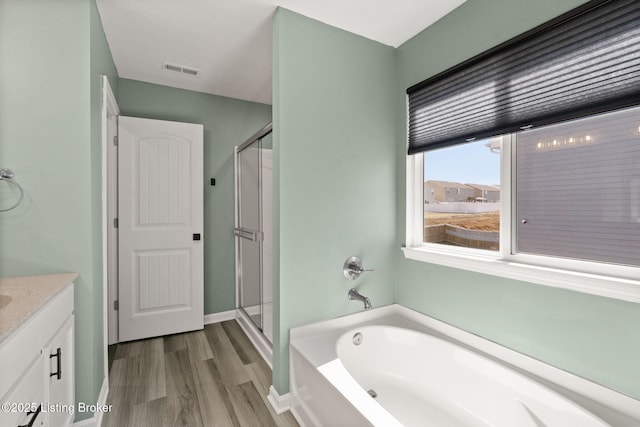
xmin=343 ymin=256 xmax=373 ymax=280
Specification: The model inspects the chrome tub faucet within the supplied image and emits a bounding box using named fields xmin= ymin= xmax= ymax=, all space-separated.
xmin=348 ymin=288 xmax=372 ymax=310
xmin=343 ymin=256 xmax=373 ymax=309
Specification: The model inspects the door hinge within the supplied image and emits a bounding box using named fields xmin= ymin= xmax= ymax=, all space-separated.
xmin=113 ymin=135 xmax=118 ymax=146
xmin=114 ymin=300 xmax=119 ymax=311
xmin=113 ymin=218 xmax=118 ymax=228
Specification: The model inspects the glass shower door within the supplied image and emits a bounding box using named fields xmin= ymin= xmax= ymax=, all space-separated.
xmin=235 ymin=139 xmax=263 ymax=331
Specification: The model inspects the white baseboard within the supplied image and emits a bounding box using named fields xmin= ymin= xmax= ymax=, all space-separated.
xmin=267 ymin=385 xmax=295 ymax=414
xmin=203 ymin=309 xmax=236 ymax=325
xmin=72 ymin=376 xmax=109 ymax=427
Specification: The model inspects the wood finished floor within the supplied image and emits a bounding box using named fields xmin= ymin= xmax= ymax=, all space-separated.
xmin=103 ymin=321 xmax=299 ymax=427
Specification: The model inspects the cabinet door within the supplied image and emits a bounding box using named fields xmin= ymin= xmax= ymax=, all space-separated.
xmin=0 ymin=355 xmax=45 ymax=427
xmin=45 ymin=316 xmax=74 ymax=427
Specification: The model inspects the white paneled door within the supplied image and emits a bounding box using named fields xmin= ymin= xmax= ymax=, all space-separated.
xmin=118 ymin=116 xmax=204 ymax=342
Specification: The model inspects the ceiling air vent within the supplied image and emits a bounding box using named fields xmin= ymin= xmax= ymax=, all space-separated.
xmin=162 ymin=62 xmax=200 ymax=77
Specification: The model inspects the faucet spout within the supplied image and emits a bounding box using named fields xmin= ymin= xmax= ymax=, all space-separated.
xmin=348 ymin=288 xmax=372 ymax=310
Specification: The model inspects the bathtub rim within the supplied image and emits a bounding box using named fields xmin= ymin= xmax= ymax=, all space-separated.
xmin=289 ymin=304 xmax=640 ymax=424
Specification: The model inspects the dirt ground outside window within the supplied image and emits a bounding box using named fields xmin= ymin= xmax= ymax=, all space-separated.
xmin=425 ymin=211 xmax=499 ymax=232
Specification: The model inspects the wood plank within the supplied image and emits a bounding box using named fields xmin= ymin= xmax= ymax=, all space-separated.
xmin=227 ymin=381 xmax=278 ymax=427
xmin=164 ymin=332 xmax=187 ymax=353
xmin=131 ymin=397 xmax=168 ymax=427
xmin=184 ymin=329 xmax=214 ymax=364
xmin=113 ymin=339 xmax=142 ymax=360
xmin=135 ymin=337 xmax=166 ymax=404
xmin=221 ymin=320 xmax=262 ymax=365
xmin=192 ymin=358 xmax=240 ymax=427
xmin=245 ymin=362 xmax=299 ymax=427
xmin=204 ymin=323 xmax=250 ymax=386
xmin=164 ymin=348 xmax=204 ymax=427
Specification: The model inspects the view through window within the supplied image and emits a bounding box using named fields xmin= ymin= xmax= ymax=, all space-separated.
xmin=423 ymin=139 xmax=501 ymax=250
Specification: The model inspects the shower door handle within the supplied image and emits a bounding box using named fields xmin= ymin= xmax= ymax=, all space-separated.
xmin=234 ymin=227 xmax=263 ymax=242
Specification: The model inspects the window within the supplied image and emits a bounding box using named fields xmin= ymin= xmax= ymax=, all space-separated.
xmin=423 ymin=139 xmax=500 ymax=251
xmin=405 ymin=106 xmax=640 ymax=301
xmin=515 ymin=108 xmax=640 ymax=267
xmin=403 ymin=0 xmax=640 ymax=302
xmin=413 ymin=105 xmax=640 ymax=264
xmin=419 ymin=106 xmax=640 ymax=266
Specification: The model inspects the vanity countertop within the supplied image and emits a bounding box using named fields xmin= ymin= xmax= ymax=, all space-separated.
xmin=0 ymin=273 xmax=77 ymax=344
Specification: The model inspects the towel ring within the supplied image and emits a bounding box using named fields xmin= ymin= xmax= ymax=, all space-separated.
xmin=0 ymin=168 xmax=24 ymax=212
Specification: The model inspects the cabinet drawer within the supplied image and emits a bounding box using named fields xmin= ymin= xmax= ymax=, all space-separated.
xmin=0 ymin=356 xmax=45 ymax=427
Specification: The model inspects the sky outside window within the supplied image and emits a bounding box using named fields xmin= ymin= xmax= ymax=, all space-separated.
xmin=423 ymin=139 xmax=500 ymax=185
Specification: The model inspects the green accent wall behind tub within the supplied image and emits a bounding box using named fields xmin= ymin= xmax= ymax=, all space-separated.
xmin=272 ymin=8 xmax=398 ymax=394
xmin=395 ymin=0 xmax=640 ymax=400
xmin=116 ymin=78 xmax=272 ymax=315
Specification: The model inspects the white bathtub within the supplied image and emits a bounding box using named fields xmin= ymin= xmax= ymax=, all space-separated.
xmin=289 ymin=305 xmax=640 ymax=427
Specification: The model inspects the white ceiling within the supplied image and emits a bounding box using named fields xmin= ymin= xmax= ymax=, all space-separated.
xmin=96 ymin=0 xmax=466 ymax=105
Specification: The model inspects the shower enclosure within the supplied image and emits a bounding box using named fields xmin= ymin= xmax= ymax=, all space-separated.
xmin=234 ymin=123 xmax=273 ymax=345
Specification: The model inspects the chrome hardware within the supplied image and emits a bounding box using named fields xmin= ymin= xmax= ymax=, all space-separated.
xmin=0 ymin=168 xmax=24 ymax=212
xmin=521 ymin=219 xmax=528 ymax=224
xmin=348 ymin=288 xmax=372 ymax=310
xmin=343 ymin=256 xmax=373 ymax=280
xmin=0 ymin=168 xmax=14 ymax=179
xmin=233 ymin=227 xmax=263 ymax=242
xmin=352 ymin=332 xmax=363 ymax=345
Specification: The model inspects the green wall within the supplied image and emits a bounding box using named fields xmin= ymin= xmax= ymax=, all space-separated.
xmin=116 ymin=79 xmax=271 ymax=315
xmin=395 ymin=0 xmax=640 ymax=399
xmin=272 ymin=8 xmax=397 ymax=393
xmin=0 ymin=0 xmax=118 ymax=420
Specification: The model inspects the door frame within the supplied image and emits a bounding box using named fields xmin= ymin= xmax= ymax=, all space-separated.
xmin=102 ymin=76 xmax=120 ymax=357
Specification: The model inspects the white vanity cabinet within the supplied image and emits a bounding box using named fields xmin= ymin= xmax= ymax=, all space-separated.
xmin=0 ymin=275 xmax=75 ymax=427
xmin=0 ymin=356 xmax=45 ymax=427
xmin=45 ymin=315 xmax=74 ymax=427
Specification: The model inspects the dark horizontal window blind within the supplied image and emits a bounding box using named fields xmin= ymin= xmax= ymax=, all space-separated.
xmin=407 ymin=0 xmax=640 ymax=155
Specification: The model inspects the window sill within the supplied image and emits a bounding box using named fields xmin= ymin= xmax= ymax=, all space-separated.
xmin=402 ymin=246 xmax=640 ymax=303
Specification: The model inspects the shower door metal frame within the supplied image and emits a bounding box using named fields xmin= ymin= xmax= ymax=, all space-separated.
xmin=234 ymin=122 xmax=272 ymax=332
xmin=237 ymin=122 xmax=272 ymax=153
